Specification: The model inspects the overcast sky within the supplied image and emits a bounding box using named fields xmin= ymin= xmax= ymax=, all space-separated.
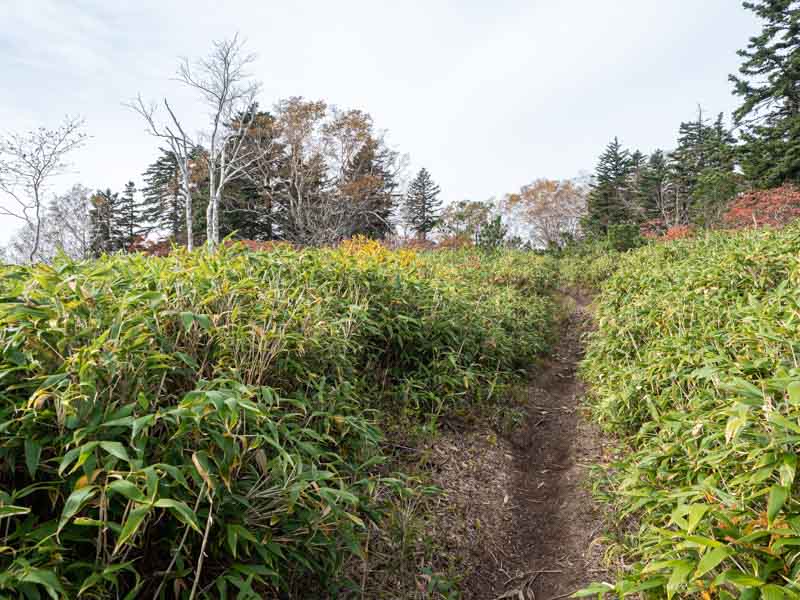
xmin=0 ymin=0 xmax=759 ymax=243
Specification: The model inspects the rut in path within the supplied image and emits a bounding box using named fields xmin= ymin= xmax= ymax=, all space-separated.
xmin=460 ymin=293 xmax=608 ymax=600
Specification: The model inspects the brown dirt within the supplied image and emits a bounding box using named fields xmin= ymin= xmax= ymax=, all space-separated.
xmin=426 ymin=291 xmax=610 ymax=600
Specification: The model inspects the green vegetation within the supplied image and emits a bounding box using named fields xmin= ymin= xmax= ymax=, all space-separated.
xmin=580 ymin=226 xmax=800 ymax=598
xmin=0 ymin=240 xmax=555 ymax=598
xmin=556 ymin=241 xmax=622 ymax=291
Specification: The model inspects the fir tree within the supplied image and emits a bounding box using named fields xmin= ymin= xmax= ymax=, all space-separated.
xmin=113 ymin=181 xmax=141 ymax=251
xmin=670 ymin=108 xmax=737 ymax=225
xmin=585 ymin=137 xmax=632 ymax=235
xmin=638 ymin=150 xmax=670 ymax=221
xmin=403 ymin=168 xmax=441 ymax=240
xmin=731 ymin=0 xmax=800 ymax=186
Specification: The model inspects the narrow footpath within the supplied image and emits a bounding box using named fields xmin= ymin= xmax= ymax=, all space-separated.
xmin=453 ymin=292 xmax=609 ymax=599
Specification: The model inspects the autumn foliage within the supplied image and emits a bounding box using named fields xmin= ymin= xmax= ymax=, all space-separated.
xmin=722 ymin=184 xmax=800 ymax=228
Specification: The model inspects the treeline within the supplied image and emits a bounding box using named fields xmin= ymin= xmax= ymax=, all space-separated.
xmin=586 ymin=109 xmax=737 ymax=237
xmin=1 ymin=102 xmax=453 ymax=262
xmin=1 ymin=36 xmax=457 ymax=263
xmin=583 ymin=1 xmax=800 ymax=242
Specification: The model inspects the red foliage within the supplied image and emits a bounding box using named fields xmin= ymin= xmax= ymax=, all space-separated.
xmin=661 ymin=225 xmax=695 ymax=241
xmin=723 ymin=185 xmax=800 ymax=229
xmin=639 ymin=220 xmax=694 ymax=242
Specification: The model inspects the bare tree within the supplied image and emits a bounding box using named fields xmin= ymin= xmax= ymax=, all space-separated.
xmin=127 ymin=96 xmax=198 ymax=251
xmin=0 ymin=117 xmax=87 ymax=262
xmin=5 ymin=184 xmax=94 ymax=264
xmin=502 ymin=178 xmax=587 ymax=248
xmin=176 ymin=34 xmax=265 ymax=249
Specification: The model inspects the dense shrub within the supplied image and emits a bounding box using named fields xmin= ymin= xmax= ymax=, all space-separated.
xmin=723 ymin=184 xmax=800 ymax=229
xmin=0 ymin=240 xmax=555 ymax=598
xmin=557 ymin=241 xmax=622 ymax=290
xmin=605 ymin=223 xmax=646 ymax=252
xmin=581 ymin=226 xmax=800 ymax=598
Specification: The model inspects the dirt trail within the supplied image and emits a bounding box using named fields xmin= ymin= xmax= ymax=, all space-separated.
xmin=450 ymin=292 xmax=608 ymax=599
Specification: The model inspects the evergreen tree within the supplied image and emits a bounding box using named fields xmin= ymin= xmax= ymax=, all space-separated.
xmin=113 ymin=181 xmax=141 ymax=251
xmin=638 ymin=150 xmax=670 ymax=221
xmin=403 ymin=168 xmax=441 ymax=239
xmin=585 ymin=137 xmax=632 ymax=235
xmin=89 ymin=189 xmax=119 ymax=256
xmin=731 ymin=0 xmax=800 ymax=186
xmin=670 ymin=108 xmax=737 ymax=225
xmin=339 ymin=136 xmax=398 ymax=239
xmin=141 ymin=150 xmax=185 ymax=241
xmin=628 ymin=149 xmax=648 ymax=218
xmin=476 ymin=214 xmax=508 ymax=250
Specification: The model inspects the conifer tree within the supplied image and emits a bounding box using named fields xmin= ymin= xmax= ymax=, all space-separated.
xmin=141 ymin=150 xmax=185 ymax=241
xmin=403 ymin=168 xmax=441 ymax=240
xmin=731 ymin=0 xmax=800 ymax=186
xmin=638 ymin=150 xmax=670 ymax=221
xmin=89 ymin=189 xmax=119 ymax=256
xmin=340 ymin=137 xmax=398 ymax=239
xmin=113 ymin=181 xmax=141 ymax=251
xmin=585 ymin=137 xmax=632 ymax=235
xmin=670 ymin=108 xmax=737 ymax=225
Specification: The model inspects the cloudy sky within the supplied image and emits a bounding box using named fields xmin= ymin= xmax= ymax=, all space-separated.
xmin=0 ymin=1 xmax=758 ymax=243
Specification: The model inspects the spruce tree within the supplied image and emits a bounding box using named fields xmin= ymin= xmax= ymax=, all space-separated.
xmin=141 ymin=150 xmax=185 ymax=241
xmin=585 ymin=137 xmax=632 ymax=235
xmin=731 ymin=0 xmax=800 ymax=186
xmin=403 ymin=168 xmax=441 ymax=240
xmin=113 ymin=181 xmax=141 ymax=251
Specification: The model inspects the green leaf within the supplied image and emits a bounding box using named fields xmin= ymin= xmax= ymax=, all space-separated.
xmin=0 ymin=505 xmax=31 ymax=519
xmin=687 ymin=504 xmax=709 ymax=534
xmin=20 ymin=568 xmax=65 ymax=600
xmin=58 ymin=442 xmax=97 ymax=476
xmin=768 ymin=485 xmax=790 ymax=525
xmin=694 ymin=546 xmax=729 ymax=579
xmin=194 ymin=314 xmax=212 ymax=331
xmin=571 ymin=583 xmax=614 ymax=597
xmin=114 ymin=505 xmax=151 ymax=551
xmin=107 ymin=480 xmax=147 ymax=503
xmin=715 ymin=570 xmax=764 ymax=587
xmin=666 ymin=561 xmax=693 ymax=600
xmin=787 ymin=381 xmax=800 ymax=405
xmin=780 ymin=454 xmax=797 ymax=487
xmin=153 ymin=498 xmax=201 ymax=533
xmin=131 ymin=414 xmax=156 ymax=440
xmin=180 ymin=311 xmax=194 ymax=331
xmin=58 ymin=485 xmax=98 ymax=534
xmin=24 ymin=439 xmax=42 ymax=478
xmin=762 ymin=585 xmax=785 ymax=600
xmin=99 ymin=441 xmax=130 ymax=462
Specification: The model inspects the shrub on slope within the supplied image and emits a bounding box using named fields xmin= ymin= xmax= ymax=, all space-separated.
xmin=0 ymin=240 xmax=554 ymax=598
xmin=583 ymin=227 xmax=800 ymax=598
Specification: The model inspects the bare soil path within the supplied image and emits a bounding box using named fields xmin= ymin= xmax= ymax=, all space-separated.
xmin=430 ymin=292 xmax=609 ymax=600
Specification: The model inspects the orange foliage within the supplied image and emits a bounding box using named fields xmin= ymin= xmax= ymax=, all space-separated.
xmin=661 ymin=225 xmax=695 ymax=241
xmin=640 ymin=220 xmax=694 ymax=242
